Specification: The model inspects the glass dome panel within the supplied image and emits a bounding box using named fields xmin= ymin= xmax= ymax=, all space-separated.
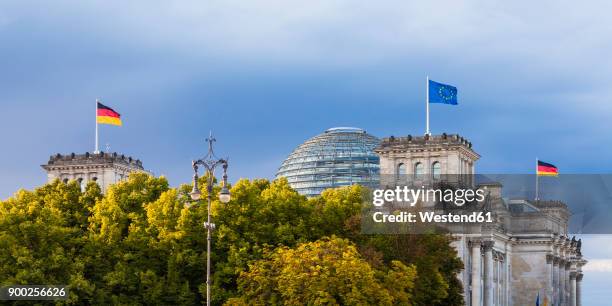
xmin=276 ymin=127 xmax=380 ymax=197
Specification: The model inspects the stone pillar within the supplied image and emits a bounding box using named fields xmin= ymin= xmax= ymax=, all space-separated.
xmin=546 ymin=255 xmax=554 ymax=304
xmin=471 ymin=240 xmax=482 ymax=306
xmin=557 ymin=259 xmax=564 ymax=305
xmin=576 ymin=273 xmax=583 ymax=306
xmin=565 ymin=262 xmax=571 ymax=305
xmin=569 ymin=272 xmax=577 ymax=306
xmin=505 ymin=240 xmax=514 ymax=306
xmin=483 ymin=241 xmax=494 ymax=306
xmin=499 ymin=253 xmax=506 ymax=306
xmin=493 ymin=253 xmax=499 ymax=306
xmin=552 ymin=238 xmax=561 ymax=305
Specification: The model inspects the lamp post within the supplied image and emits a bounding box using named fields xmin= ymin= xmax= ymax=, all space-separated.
xmin=189 ymin=132 xmax=230 ymax=306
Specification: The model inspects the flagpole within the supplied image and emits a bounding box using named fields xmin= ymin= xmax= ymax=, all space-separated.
xmin=95 ymin=98 xmax=99 ymax=154
xmin=535 ymin=157 xmax=539 ymax=201
xmin=426 ymin=75 xmax=430 ymax=135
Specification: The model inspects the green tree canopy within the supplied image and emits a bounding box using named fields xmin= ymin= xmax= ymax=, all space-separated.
xmin=0 ymin=173 xmax=464 ymax=305
xmin=227 ymin=236 xmax=416 ymax=306
xmin=0 ymin=180 xmax=101 ymax=304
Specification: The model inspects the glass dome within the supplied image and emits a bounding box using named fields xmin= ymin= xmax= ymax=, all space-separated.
xmin=276 ymin=127 xmax=380 ymax=197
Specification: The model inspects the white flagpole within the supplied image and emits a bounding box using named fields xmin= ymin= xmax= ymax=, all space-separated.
xmin=95 ymin=98 xmax=99 ymax=154
xmin=535 ymin=157 xmax=539 ymax=201
xmin=426 ymin=75 xmax=430 ymax=135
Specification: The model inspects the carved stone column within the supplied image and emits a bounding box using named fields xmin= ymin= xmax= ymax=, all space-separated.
xmin=569 ymin=272 xmax=577 ymax=306
xmin=471 ymin=240 xmax=482 ymax=306
xmin=565 ymin=262 xmax=571 ymax=305
xmin=557 ymin=258 xmax=564 ymax=305
xmin=483 ymin=241 xmax=494 ymax=306
xmin=505 ymin=238 xmax=514 ymax=306
xmin=546 ymin=254 xmax=554 ymax=304
xmin=553 ymin=257 xmax=560 ymax=305
xmin=576 ymin=273 xmax=583 ymax=306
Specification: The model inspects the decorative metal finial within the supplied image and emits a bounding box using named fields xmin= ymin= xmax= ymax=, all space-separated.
xmin=205 ymin=131 xmax=217 ymax=157
xmin=191 ymin=131 xmax=228 ymax=178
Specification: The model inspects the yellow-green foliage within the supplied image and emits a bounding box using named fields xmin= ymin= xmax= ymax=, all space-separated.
xmin=231 ymin=237 xmax=417 ymax=306
xmin=0 ymin=174 xmax=463 ymax=306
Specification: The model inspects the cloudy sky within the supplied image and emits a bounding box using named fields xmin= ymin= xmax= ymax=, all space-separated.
xmin=1 ymin=0 xmax=612 ymax=303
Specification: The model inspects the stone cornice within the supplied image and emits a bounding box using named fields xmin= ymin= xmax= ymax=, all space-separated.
xmin=42 ymin=152 xmax=144 ymax=170
xmin=513 ymin=238 xmax=554 ymax=246
xmin=576 ymin=258 xmax=588 ymax=268
xmin=376 ymin=133 xmax=480 ymax=160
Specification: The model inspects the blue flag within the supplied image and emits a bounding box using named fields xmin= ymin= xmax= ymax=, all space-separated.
xmin=428 ymin=80 xmax=458 ymax=105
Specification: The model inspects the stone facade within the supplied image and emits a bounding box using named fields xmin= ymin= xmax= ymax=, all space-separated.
xmin=377 ymin=133 xmax=479 ymax=188
xmin=41 ymin=152 xmax=146 ymax=193
xmin=375 ymin=133 xmax=587 ymax=306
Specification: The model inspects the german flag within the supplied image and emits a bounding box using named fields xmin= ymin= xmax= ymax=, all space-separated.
xmin=97 ymin=102 xmax=122 ymax=126
xmin=537 ymin=160 xmax=558 ymax=176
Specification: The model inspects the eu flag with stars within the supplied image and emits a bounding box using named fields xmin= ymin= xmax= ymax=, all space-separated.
xmin=429 ymin=80 xmax=458 ymax=105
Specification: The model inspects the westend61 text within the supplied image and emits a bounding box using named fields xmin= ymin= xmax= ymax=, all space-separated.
xmin=372 ymin=211 xmax=493 ymax=223
xmin=372 ymin=186 xmax=486 ymax=207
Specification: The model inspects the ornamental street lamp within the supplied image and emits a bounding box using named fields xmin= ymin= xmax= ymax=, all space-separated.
xmin=189 ymin=132 xmax=230 ymax=306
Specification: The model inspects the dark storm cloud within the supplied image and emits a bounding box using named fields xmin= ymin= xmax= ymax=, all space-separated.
xmin=1 ymin=2 xmax=612 ymax=301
